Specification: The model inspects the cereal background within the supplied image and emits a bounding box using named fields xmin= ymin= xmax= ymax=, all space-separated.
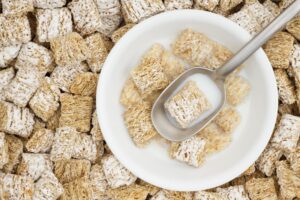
xmin=0 ymin=0 xmax=299 ymax=199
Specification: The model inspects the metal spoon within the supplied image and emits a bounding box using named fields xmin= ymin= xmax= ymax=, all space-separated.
xmin=151 ymin=0 xmax=300 ymax=142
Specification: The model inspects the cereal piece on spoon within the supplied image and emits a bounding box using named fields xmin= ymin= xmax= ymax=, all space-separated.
xmin=165 ymin=81 xmax=212 ymax=129
xmin=124 ymin=101 xmax=157 ymax=146
xmin=214 ymin=107 xmax=241 ymax=133
xmin=245 ymin=177 xmax=278 ymax=200
xmin=225 ymin=75 xmax=251 ymax=106
xmin=169 ymin=135 xmax=207 ymax=167
xmin=164 ymin=0 xmax=193 ymax=10
xmin=102 ymin=154 xmax=137 ymax=189
xmin=35 ymin=7 xmax=73 ymax=43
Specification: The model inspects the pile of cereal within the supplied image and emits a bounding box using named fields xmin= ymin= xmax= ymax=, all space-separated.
xmin=0 ymin=0 xmax=299 ymax=199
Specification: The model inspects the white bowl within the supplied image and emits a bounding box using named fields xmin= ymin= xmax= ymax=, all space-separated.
xmin=97 ymin=10 xmax=278 ymax=191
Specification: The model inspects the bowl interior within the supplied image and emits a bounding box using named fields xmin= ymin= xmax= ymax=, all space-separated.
xmin=97 ymin=10 xmax=278 ymax=191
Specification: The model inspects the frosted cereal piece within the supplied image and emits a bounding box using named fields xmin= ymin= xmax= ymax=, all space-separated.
xmin=228 ymin=9 xmax=261 ymax=36
xmin=0 ymin=132 xmax=8 ymax=169
xmin=50 ymin=127 xmax=78 ymax=161
xmin=68 ymin=0 xmax=101 ymax=36
xmin=286 ymin=16 xmax=300 ymax=41
xmin=102 ymin=154 xmax=137 ymax=189
xmin=194 ymin=191 xmax=226 ymax=200
xmin=214 ymin=107 xmax=240 ymax=133
xmin=0 ymin=44 xmax=21 ymax=68
xmin=0 ymin=15 xmax=31 ymax=47
xmin=219 ymin=0 xmax=242 ymax=12
xmin=203 ymin=42 xmax=233 ymax=70
xmin=107 ymin=184 xmax=149 ymax=200
xmin=165 ymin=81 xmax=212 ymax=128
xmin=0 ymin=173 xmax=34 ymax=200
xmin=50 ymin=62 xmax=88 ymax=92
xmin=29 ymin=77 xmax=60 ymax=122
xmin=200 ymin=123 xmax=231 ymax=154
xmin=3 ymin=66 xmax=42 ymax=107
xmin=241 ymin=164 xmax=256 ymax=176
xmin=91 ymin=111 xmax=104 ymax=141
xmin=195 ymin=0 xmax=219 ymax=11
xmin=256 ymin=144 xmax=282 ymax=176
xmin=46 ymin=109 xmax=60 ymax=131
xmin=33 ymin=0 xmax=66 ymax=8
xmin=291 ymin=44 xmax=300 ymax=68
xmin=25 ymin=128 xmax=54 ymax=153
xmin=85 ymin=33 xmax=109 ymax=73
xmin=276 ymin=160 xmax=300 ymax=200
xmin=225 ymin=75 xmax=251 ymax=106
xmin=0 ymin=67 xmax=15 ymax=91
xmin=0 ymin=101 xmax=35 ymax=138
xmin=121 ymin=0 xmax=165 ymax=23
xmin=271 ymin=114 xmax=300 ymax=152
xmin=2 ymin=135 xmax=23 ymax=173
xmin=131 ymin=44 xmax=169 ymax=97
xmin=161 ymin=51 xmax=185 ymax=81
xmin=164 ymin=0 xmax=193 ymax=10
xmin=50 ymin=32 xmax=89 ymax=66
xmin=60 ymin=177 xmax=92 ymax=200
xmin=275 ymin=69 xmax=296 ymax=105
xmin=264 ymin=32 xmax=295 ymax=69
xmin=89 ymin=164 xmax=108 ymax=199
xmin=95 ymin=0 xmax=122 ymax=36
xmin=72 ymin=133 xmax=97 ymax=162
xmin=2 ymin=0 xmax=33 ymax=15
xmin=287 ymin=147 xmax=300 ymax=174
xmin=33 ymin=170 xmax=64 ymax=200
xmin=216 ymin=185 xmax=250 ymax=200
xmin=111 ymin=24 xmax=135 ymax=43
xmin=263 ymin=0 xmax=280 ymax=16
xmin=59 ymin=94 xmax=93 ymax=132
xmin=150 ymin=190 xmax=193 ymax=200
xmin=36 ymin=7 xmax=73 ymax=43
xmin=245 ymin=1 xmax=275 ymax=28
xmin=124 ymin=101 xmax=157 ymax=146
xmin=17 ymin=153 xmax=53 ymax=181
xmin=54 ymin=159 xmax=91 ymax=184
xmin=172 ymin=29 xmax=214 ymax=66
xmin=170 ymin=135 xmax=206 ymax=167
xmin=69 ymin=72 xmax=97 ymax=96
xmin=245 ymin=178 xmax=278 ymax=200
xmin=120 ymin=78 xmax=143 ymax=107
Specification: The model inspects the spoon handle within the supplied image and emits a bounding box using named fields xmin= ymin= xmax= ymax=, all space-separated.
xmin=216 ymin=0 xmax=300 ymax=78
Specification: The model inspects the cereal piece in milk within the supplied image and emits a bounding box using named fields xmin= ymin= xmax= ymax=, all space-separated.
xmin=225 ymin=75 xmax=251 ymax=106
xmin=214 ymin=107 xmax=241 ymax=133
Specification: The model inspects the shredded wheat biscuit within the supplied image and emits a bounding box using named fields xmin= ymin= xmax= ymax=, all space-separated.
xmin=2 ymin=135 xmax=23 ymax=173
xmin=54 ymin=159 xmax=91 ymax=184
xmin=0 ymin=101 xmax=35 ymax=138
xmin=291 ymin=44 xmax=300 ymax=69
xmin=50 ymin=62 xmax=88 ymax=92
xmin=271 ymin=114 xmax=300 ymax=153
xmin=279 ymin=0 xmax=297 ymax=10
xmin=137 ymin=180 xmax=160 ymax=196
xmin=0 ymin=44 xmax=21 ymax=68
xmin=72 ymin=132 xmax=98 ymax=162
xmin=102 ymin=154 xmax=137 ymax=189
xmin=29 ymin=77 xmax=60 ymax=122
xmin=69 ymin=72 xmax=98 ymax=96
xmin=0 ymin=15 xmax=31 ymax=47
xmin=85 ymin=33 xmax=109 ymax=73
xmin=245 ymin=1 xmax=275 ymax=28
xmin=32 ymin=170 xmax=64 ymax=200
xmin=287 ymin=146 xmax=300 ymax=174
xmin=194 ymin=0 xmax=219 ymax=11
xmin=170 ymin=135 xmax=206 ymax=167
xmin=2 ymin=0 xmax=34 ymax=15
xmin=120 ymin=78 xmax=143 ymax=107
xmin=25 ymin=128 xmax=54 ymax=153
xmin=263 ymin=0 xmax=280 ymax=16
xmin=107 ymin=184 xmax=150 ymax=200
xmin=245 ymin=178 xmax=277 ymax=200
xmin=220 ymin=0 xmax=242 ymax=12
xmin=68 ymin=0 xmax=101 ymax=36
xmin=286 ymin=16 xmax=300 ymax=40
xmin=0 ymin=173 xmax=34 ymax=200
xmin=89 ymin=164 xmax=108 ymax=199
xmin=165 ymin=81 xmax=212 ymax=128
xmin=50 ymin=32 xmax=89 ymax=66
xmin=164 ymin=0 xmax=193 ymax=10
xmin=263 ymin=32 xmax=295 ymax=69
xmin=216 ymin=185 xmax=250 ymax=200
xmin=241 ymin=164 xmax=256 ymax=176
xmin=33 ymin=0 xmax=66 ymax=8
xmin=225 ymin=75 xmax=251 ymax=106
xmin=194 ymin=191 xmax=226 ymax=200
xmin=0 ymin=132 xmax=8 ymax=169
xmin=150 ymin=190 xmax=193 ymax=200
xmin=276 ymin=160 xmax=300 ymax=199
xmin=256 ymin=144 xmax=282 ymax=176
xmin=111 ymin=23 xmax=135 ymax=43
xmin=17 ymin=153 xmax=52 ymax=181
xmin=60 ymin=177 xmax=92 ymax=200
xmin=46 ymin=109 xmax=60 ymax=131
xmin=0 ymin=67 xmax=15 ymax=91
xmin=124 ymin=101 xmax=157 ymax=146
xmin=214 ymin=107 xmax=241 ymax=133
xmin=36 ymin=7 xmax=73 ymax=43
xmin=91 ymin=110 xmax=104 ymax=142
xmin=161 ymin=50 xmax=185 ymax=81
xmin=59 ymin=94 xmax=93 ymax=132
xmin=121 ymin=0 xmax=165 ymax=23
xmin=274 ymin=69 xmax=296 ymax=105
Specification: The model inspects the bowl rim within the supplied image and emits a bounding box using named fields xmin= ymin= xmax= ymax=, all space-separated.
xmin=97 ymin=9 xmax=278 ymax=191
